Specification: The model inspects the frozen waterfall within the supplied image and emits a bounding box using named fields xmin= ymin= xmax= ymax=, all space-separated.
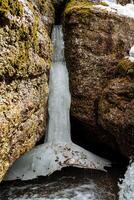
xmin=5 ymin=26 xmax=110 ymax=181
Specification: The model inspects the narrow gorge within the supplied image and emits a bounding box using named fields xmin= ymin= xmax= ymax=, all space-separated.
xmin=0 ymin=0 xmax=134 ymax=199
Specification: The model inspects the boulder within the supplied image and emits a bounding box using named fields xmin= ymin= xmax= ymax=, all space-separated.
xmin=99 ymin=60 xmax=134 ymax=157
xmin=64 ymin=0 xmax=134 ymax=156
xmin=0 ymin=0 xmax=54 ymax=181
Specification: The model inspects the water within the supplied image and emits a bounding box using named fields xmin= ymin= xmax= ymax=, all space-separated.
xmin=0 ymin=168 xmax=122 ymax=200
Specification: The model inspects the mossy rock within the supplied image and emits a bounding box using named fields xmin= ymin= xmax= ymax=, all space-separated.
xmin=0 ymin=0 xmax=53 ymax=80
xmin=0 ymin=0 xmax=24 ymax=16
xmin=65 ymin=0 xmax=94 ymax=17
xmin=117 ymin=59 xmax=134 ymax=78
xmin=64 ymin=0 xmax=108 ymax=23
xmin=0 ymin=0 xmax=54 ymax=182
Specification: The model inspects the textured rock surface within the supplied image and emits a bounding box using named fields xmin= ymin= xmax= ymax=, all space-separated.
xmin=117 ymin=0 xmax=133 ymax=5
xmin=0 ymin=0 xmax=54 ymax=181
xmin=64 ymin=0 xmax=134 ymax=156
xmin=99 ymin=62 xmax=134 ymax=157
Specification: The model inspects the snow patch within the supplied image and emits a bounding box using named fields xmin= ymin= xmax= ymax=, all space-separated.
xmin=119 ymin=161 xmax=134 ymax=200
xmin=95 ymin=1 xmax=134 ymax=19
xmin=129 ymin=46 xmax=134 ymax=62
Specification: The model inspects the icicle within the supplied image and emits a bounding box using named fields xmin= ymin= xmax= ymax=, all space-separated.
xmin=5 ymin=26 xmax=111 ymax=181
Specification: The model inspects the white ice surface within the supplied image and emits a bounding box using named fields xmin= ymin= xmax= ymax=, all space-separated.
xmin=129 ymin=46 xmax=134 ymax=62
xmin=119 ymin=161 xmax=134 ymax=200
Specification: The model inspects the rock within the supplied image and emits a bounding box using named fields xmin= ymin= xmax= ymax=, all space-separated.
xmin=0 ymin=0 xmax=54 ymax=181
xmin=99 ymin=62 xmax=134 ymax=157
xmin=33 ymin=0 xmax=55 ymax=34
xmin=117 ymin=0 xmax=132 ymax=5
xmin=64 ymin=0 xmax=134 ymax=156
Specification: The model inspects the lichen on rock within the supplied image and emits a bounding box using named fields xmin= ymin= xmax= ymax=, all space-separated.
xmin=64 ymin=0 xmax=134 ymax=157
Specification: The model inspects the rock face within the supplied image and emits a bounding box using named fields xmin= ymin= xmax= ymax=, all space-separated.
xmin=0 ymin=0 xmax=54 ymax=181
xmin=99 ymin=60 xmax=134 ymax=157
xmin=64 ymin=0 xmax=134 ymax=157
xmin=117 ymin=0 xmax=133 ymax=5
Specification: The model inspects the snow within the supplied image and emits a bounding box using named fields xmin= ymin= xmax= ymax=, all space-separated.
xmin=95 ymin=1 xmax=134 ymax=19
xmin=129 ymin=46 xmax=134 ymax=62
xmin=119 ymin=161 xmax=134 ymax=200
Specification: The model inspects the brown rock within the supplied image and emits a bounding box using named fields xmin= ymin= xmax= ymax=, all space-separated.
xmin=64 ymin=0 xmax=134 ymax=156
xmin=99 ymin=77 xmax=134 ymax=157
xmin=117 ymin=0 xmax=133 ymax=5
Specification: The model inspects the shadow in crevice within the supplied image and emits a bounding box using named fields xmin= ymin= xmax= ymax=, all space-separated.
xmin=71 ymin=116 xmax=128 ymax=167
xmin=53 ymin=0 xmax=68 ymax=25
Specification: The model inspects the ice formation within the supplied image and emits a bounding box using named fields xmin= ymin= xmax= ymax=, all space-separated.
xmin=119 ymin=161 xmax=134 ymax=200
xmin=129 ymin=46 xmax=134 ymax=62
xmin=5 ymin=26 xmax=110 ymax=181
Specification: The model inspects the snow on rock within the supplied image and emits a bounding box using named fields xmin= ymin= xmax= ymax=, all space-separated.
xmin=95 ymin=1 xmax=134 ymax=19
xmin=129 ymin=46 xmax=134 ymax=62
xmin=119 ymin=161 xmax=134 ymax=200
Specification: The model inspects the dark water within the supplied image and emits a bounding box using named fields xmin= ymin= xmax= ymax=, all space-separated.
xmin=0 ymin=166 xmax=125 ymax=200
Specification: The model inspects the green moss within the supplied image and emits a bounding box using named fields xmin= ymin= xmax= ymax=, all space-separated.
xmin=64 ymin=0 xmax=109 ymax=16
xmin=100 ymin=2 xmax=108 ymax=6
xmin=117 ymin=59 xmax=134 ymax=78
xmin=0 ymin=0 xmax=24 ymax=16
xmin=0 ymin=0 xmax=52 ymax=79
xmin=0 ymin=0 xmax=9 ymax=14
xmin=64 ymin=0 xmax=110 ymax=23
xmin=36 ymin=0 xmax=54 ymax=16
xmin=31 ymin=16 xmax=39 ymax=52
xmin=64 ymin=0 xmax=94 ymax=16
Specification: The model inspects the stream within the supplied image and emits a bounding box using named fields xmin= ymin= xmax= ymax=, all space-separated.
xmin=0 ymin=167 xmax=125 ymax=200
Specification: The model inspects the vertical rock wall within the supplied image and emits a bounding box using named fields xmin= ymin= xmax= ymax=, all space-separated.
xmin=64 ymin=0 xmax=134 ymax=157
xmin=0 ymin=0 xmax=54 ymax=181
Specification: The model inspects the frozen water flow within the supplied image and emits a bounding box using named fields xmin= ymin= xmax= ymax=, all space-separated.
xmin=119 ymin=161 xmax=134 ymax=200
xmin=5 ymin=26 xmax=111 ymax=181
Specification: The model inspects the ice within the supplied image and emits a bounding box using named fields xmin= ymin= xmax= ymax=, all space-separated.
xmin=129 ymin=46 xmax=134 ymax=62
xmin=119 ymin=161 xmax=134 ymax=200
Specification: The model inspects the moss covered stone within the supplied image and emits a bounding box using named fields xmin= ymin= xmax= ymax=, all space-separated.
xmin=0 ymin=0 xmax=54 ymax=182
xmin=64 ymin=0 xmax=108 ymax=18
xmin=0 ymin=0 xmax=24 ymax=16
xmin=117 ymin=59 xmax=134 ymax=78
xmin=64 ymin=0 xmax=95 ymax=18
xmin=64 ymin=0 xmax=134 ymax=158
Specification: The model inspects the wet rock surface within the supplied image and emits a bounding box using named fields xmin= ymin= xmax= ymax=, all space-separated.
xmin=0 ymin=0 xmax=54 ymax=181
xmin=64 ymin=0 xmax=134 ymax=157
xmin=0 ymin=167 xmax=124 ymax=200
